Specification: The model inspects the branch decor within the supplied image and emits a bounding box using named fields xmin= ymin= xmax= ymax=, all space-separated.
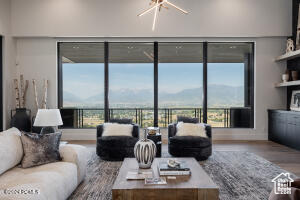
xmin=13 ymin=75 xmax=29 ymax=109
xmin=32 ymin=79 xmax=49 ymax=109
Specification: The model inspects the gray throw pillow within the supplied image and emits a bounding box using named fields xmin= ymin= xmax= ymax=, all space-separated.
xmin=177 ymin=116 xmax=199 ymax=123
xmin=110 ymin=118 xmax=133 ymax=124
xmin=20 ymin=132 xmax=62 ymax=168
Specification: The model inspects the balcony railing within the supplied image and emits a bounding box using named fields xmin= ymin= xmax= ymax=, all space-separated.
xmin=60 ymin=107 xmax=251 ymax=129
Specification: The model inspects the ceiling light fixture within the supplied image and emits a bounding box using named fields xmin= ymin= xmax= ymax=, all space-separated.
xmin=138 ymin=0 xmax=188 ymax=31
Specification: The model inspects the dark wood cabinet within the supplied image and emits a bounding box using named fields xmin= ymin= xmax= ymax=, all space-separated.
xmin=268 ymin=110 xmax=300 ymax=150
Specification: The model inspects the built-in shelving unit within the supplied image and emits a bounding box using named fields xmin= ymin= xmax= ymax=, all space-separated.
xmin=275 ymin=49 xmax=300 ymax=62
xmin=275 ymin=80 xmax=300 ymax=87
xmin=274 ymin=50 xmax=300 ymax=87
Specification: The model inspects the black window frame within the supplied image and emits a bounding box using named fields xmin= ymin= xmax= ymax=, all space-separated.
xmin=0 ymin=36 xmax=3 ymax=131
xmin=57 ymin=41 xmax=255 ymax=129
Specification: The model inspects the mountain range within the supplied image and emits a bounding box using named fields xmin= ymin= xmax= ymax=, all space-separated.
xmin=63 ymin=85 xmax=244 ymax=108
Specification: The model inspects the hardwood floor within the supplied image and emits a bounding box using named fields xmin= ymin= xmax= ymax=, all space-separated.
xmin=68 ymin=140 xmax=300 ymax=177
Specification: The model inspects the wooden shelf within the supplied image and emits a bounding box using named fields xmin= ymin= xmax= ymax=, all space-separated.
xmin=275 ymin=49 xmax=300 ymax=62
xmin=275 ymin=80 xmax=300 ymax=87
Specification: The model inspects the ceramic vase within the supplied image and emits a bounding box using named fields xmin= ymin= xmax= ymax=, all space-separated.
xmin=292 ymin=71 xmax=299 ymax=81
xmin=134 ymin=129 xmax=156 ymax=169
xmin=11 ymin=108 xmax=31 ymax=132
xmin=282 ymin=74 xmax=289 ymax=83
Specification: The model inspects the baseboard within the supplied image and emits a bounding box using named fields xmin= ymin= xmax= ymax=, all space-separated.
xmin=61 ymin=129 xmax=96 ymax=140
xmin=212 ymin=133 xmax=268 ymax=140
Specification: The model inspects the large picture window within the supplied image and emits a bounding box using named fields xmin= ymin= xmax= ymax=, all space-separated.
xmin=109 ymin=43 xmax=154 ymax=127
xmin=58 ymin=42 xmax=254 ymax=129
xmin=207 ymin=43 xmax=254 ymax=128
xmin=158 ymin=43 xmax=203 ymax=127
xmin=58 ymin=43 xmax=105 ymax=128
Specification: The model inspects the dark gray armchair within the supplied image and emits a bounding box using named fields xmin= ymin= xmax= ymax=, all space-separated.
xmin=96 ymin=119 xmax=139 ymax=161
xmin=168 ymin=116 xmax=212 ymax=161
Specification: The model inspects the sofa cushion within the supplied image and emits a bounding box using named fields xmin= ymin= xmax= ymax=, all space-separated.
xmin=98 ymin=136 xmax=138 ymax=148
xmin=20 ymin=132 xmax=62 ymax=168
xmin=1 ymin=127 xmax=21 ymax=136
xmin=0 ymin=128 xmax=23 ymax=175
xmin=0 ymin=162 xmax=78 ymax=200
xmin=169 ymin=136 xmax=211 ymax=148
xmin=59 ymin=144 xmax=89 ymax=184
xmin=176 ymin=122 xmax=207 ymax=137
xmin=177 ymin=116 xmax=199 ymax=123
xmin=102 ymin=123 xmax=133 ymax=137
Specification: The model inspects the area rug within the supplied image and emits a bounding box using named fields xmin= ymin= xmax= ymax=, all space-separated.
xmin=69 ymin=150 xmax=296 ymax=200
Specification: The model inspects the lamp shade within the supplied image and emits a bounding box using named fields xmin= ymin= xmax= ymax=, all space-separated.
xmin=33 ymin=109 xmax=63 ymax=127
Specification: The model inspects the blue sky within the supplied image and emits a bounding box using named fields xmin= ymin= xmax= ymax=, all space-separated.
xmin=63 ymin=63 xmax=244 ymax=98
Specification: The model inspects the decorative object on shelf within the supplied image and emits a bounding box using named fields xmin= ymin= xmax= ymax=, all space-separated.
xmin=11 ymin=75 xmax=31 ymax=131
xmin=33 ymin=109 xmax=63 ymax=134
xmin=138 ymin=0 xmax=188 ymax=31
xmin=11 ymin=109 xmax=31 ymax=132
xmin=282 ymin=74 xmax=289 ymax=83
xmin=292 ymin=71 xmax=299 ymax=81
xmin=297 ymin=7 xmax=300 ymax=50
xmin=134 ymin=129 xmax=156 ymax=169
xmin=290 ymin=90 xmax=300 ymax=111
xmin=147 ymin=127 xmax=160 ymax=135
xmin=282 ymin=69 xmax=290 ymax=83
xmin=286 ymin=39 xmax=295 ymax=53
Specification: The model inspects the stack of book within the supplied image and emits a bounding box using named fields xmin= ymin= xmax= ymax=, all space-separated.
xmin=158 ymin=161 xmax=191 ymax=176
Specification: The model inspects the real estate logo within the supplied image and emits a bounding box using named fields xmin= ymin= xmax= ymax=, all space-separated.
xmin=272 ymin=173 xmax=294 ymax=195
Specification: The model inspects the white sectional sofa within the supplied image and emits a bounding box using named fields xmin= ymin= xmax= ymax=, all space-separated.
xmin=0 ymin=128 xmax=88 ymax=200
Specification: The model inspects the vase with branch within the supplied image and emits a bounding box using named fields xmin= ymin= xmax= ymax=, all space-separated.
xmin=11 ymin=75 xmax=31 ymax=132
xmin=32 ymin=79 xmax=49 ymax=133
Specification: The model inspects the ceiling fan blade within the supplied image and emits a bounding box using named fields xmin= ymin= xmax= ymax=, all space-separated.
xmin=138 ymin=5 xmax=158 ymax=17
xmin=137 ymin=1 xmax=165 ymax=17
xmin=152 ymin=1 xmax=160 ymax=31
xmin=165 ymin=1 xmax=188 ymax=14
xmin=162 ymin=5 xmax=169 ymax=9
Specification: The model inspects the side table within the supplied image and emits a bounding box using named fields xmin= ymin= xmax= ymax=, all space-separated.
xmin=147 ymin=133 xmax=161 ymax=157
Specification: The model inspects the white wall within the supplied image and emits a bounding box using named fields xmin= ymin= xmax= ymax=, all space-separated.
xmin=15 ymin=37 xmax=287 ymax=140
xmin=11 ymin=0 xmax=292 ymax=37
xmin=16 ymin=39 xmax=57 ymax=115
xmin=2 ymin=0 xmax=291 ymax=139
xmin=0 ymin=0 xmax=16 ymax=129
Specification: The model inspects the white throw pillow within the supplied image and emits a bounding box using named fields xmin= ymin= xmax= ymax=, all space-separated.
xmin=102 ymin=123 xmax=133 ymax=137
xmin=176 ymin=122 xmax=207 ymax=137
xmin=0 ymin=128 xmax=24 ymax=175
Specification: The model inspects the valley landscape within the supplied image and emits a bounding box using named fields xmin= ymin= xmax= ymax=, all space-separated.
xmin=62 ymin=85 xmax=245 ymax=128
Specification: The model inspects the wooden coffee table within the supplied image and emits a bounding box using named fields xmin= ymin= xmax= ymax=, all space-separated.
xmin=112 ymin=157 xmax=219 ymax=200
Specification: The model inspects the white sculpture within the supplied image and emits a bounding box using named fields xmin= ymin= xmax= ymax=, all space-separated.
xmin=286 ymin=39 xmax=295 ymax=53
